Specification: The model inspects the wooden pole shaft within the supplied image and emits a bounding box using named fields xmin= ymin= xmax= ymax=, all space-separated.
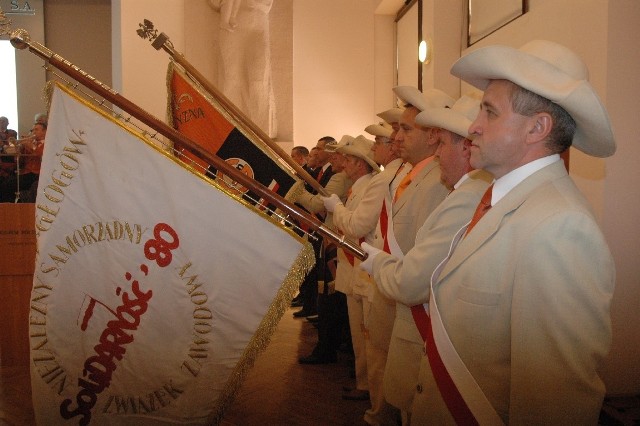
xmin=10 ymin=29 xmax=365 ymax=260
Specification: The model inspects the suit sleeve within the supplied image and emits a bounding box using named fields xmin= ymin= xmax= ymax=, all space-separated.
xmin=332 ymin=173 xmax=387 ymax=239
xmin=372 ymin=186 xmax=481 ymax=305
xmin=297 ymin=172 xmax=351 ymax=214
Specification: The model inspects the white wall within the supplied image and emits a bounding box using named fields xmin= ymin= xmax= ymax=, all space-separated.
xmin=292 ymin=0 xmax=378 ymax=146
xmin=421 ymin=0 xmax=464 ymax=99
xmin=373 ymin=13 xmax=396 ymax=117
xmin=600 ymin=0 xmax=640 ymax=395
xmin=183 ymin=2 xmax=219 ymax=88
xmin=112 ymin=0 xmax=185 ymax=125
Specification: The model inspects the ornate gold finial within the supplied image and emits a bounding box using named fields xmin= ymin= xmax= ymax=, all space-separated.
xmin=1 ymin=8 xmax=13 ymax=36
xmin=136 ymin=19 xmax=158 ymax=42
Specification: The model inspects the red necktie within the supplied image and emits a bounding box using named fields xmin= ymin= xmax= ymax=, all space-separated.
xmin=393 ymin=173 xmax=411 ymax=202
xmin=379 ymin=200 xmax=391 ymax=254
xmin=464 ymin=184 xmax=493 ymax=237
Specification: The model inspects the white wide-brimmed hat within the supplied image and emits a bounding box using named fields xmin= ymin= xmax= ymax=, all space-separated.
xmin=416 ymin=95 xmax=480 ymax=139
xmin=364 ymin=122 xmax=393 ymax=138
xmin=393 ymin=86 xmax=455 ymax=112
xmin=450 ymin=40 xmax=615 ymax=157
xmin=324 ymin=135 xmax=351 ymax=152
xmin=337 ymin=135 xmax=381 ymax=172
xmin=377 ymin=107 xmax=404 ymax=124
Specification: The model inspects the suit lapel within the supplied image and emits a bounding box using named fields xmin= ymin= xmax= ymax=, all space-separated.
xmin=436 ymin=161 xmax=569 ymax=283
xmin=392 ymin=160 xmax=439 ymax=217
xmin=319 ymin=165 xmax=334 ymax=187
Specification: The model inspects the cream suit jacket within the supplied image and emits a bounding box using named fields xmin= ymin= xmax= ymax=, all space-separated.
xmin=297 ymin=171 xmax=352 ymax=228
xmin=333 ymin=173 xmax=373 ymax=296
xmin=365 ymin=159 xmax=404 ymax=351
xmin=411 ymin=160 xmax=615 ymax=425
xmin=379 ymin=158 xmax=448 ymax=412
xmin=373 ymin=170 xmax=492 ymax=305
xmin=391 ymin=159 xmax=449 ymax=255
xmin=333 ymin=168 xmax=396 ymax=244
xmin=370 ymin=158 xmax=404 ymax=252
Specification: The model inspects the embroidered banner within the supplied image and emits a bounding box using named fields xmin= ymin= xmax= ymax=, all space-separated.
xmin=167 ymin=62 xmax=300 ymax=210
xmin=30 ymin=85 xmax=313 ymax=425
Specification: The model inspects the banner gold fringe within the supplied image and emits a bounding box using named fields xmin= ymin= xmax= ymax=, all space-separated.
xmin=43 ymin=79 xmax=55 ymax=115
xmin=208 ymin=241 xmax=315 ymax=425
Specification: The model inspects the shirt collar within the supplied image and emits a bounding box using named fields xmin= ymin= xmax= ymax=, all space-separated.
xmin=408 ymin=155 xmax=435 ymax=180
xmin=453 ymin=172 xmax=472 ymax=190
xmin=492 ymin=154 xmax=560 ymax=205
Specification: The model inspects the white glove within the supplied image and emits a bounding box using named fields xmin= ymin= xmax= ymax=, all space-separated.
xmin=322 ymin=193 xmax=343 ymax=212
xmin=359 ymin=242 xmax=382 ymax=274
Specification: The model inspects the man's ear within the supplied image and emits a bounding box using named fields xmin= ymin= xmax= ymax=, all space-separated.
xmin=462 ymin=138 xmax=473 ymax=159
xmin=526 ymin=112 xmax=553 ymax=145
xmin=427 ymin=128 xmax=440 ymax=146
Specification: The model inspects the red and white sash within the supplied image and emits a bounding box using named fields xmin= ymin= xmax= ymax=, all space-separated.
xmin=379 ymin=194 xmax=403 ymax=258
xmin=412 ymin=225 xmax=504 ymax=426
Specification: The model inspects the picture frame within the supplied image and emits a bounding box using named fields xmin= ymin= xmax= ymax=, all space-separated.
xmin=467 ymin=0 xmax=527 ymax=46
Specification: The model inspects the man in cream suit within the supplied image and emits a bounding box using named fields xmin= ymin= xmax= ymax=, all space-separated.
xmin=370 ymin=87 xmax=452 ymax=422
xmin=321 ymin=135 xmax=380 ymax=407
xmin=363 ymin=95 xmax=492 ymax=309
xmin=361 ymin=95 xmax=493 ymax=425
xmin=297 ymin=137 xmax=353 ymax=361
xmin=410 ymin=40 xmax=616 ymax=425
xmin=297 ymin=137 xmax=352 ymax=229
xmin=323 ymin=132 xmax=402 ymax=424
xmin=389 ymin=86 xmax=452 ymax=255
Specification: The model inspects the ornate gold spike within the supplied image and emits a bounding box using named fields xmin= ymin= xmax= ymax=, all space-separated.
xmin=136 ymin=19 xmax=158 ymax=42
xmin=0 ymin=8 xmax=14 ymax=36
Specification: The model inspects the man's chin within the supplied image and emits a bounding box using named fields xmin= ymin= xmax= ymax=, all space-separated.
xmin=469 ymin=156 xmax=482 ymax=170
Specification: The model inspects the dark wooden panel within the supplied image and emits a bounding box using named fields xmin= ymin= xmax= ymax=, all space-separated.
xmin=0 ymin=203 xmax=36 ymax=367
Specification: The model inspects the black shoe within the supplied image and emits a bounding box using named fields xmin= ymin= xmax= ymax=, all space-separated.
xmin=293 ymin=309 xmax=316 ymax=318
xmin=298 ymin=354 xmax=337 ymax=364
xmin=290 ymin=299 xmax=304 ymax=307
xmin=305 ymin=314 xmax=319 ymax=323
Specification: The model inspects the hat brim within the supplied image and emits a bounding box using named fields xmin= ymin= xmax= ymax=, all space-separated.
xmin=338 ymin=146 xmax=381 ymax=173
xmin=451 ymin=45 xmax=615 ymax=157
xmin=377 ymin=108 xmax=404 ymax=124
xmin=393 ymin=86 xmax=428 ymax=111
xmin=365 ymin=124 xmax=393 ymax=138
xmin=416 ymin=108 xmax=473 ymax=139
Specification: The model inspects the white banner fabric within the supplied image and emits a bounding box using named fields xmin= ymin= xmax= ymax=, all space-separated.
xmin=29 ymin=85 xmax=312 ymax=425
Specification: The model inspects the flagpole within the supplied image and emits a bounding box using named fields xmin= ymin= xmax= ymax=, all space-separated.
xmin=138 ymin=20 xmax=329 ymax=197
xmin=10 ymin=28 xmax=365 ymax=261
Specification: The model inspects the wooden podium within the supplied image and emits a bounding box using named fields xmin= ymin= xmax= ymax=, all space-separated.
xmin=0 ymin=203 xmax=36 ymax=366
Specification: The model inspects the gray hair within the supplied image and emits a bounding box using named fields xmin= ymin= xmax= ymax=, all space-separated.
xmin=508 ymin=83 xmax=576 ymax=154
